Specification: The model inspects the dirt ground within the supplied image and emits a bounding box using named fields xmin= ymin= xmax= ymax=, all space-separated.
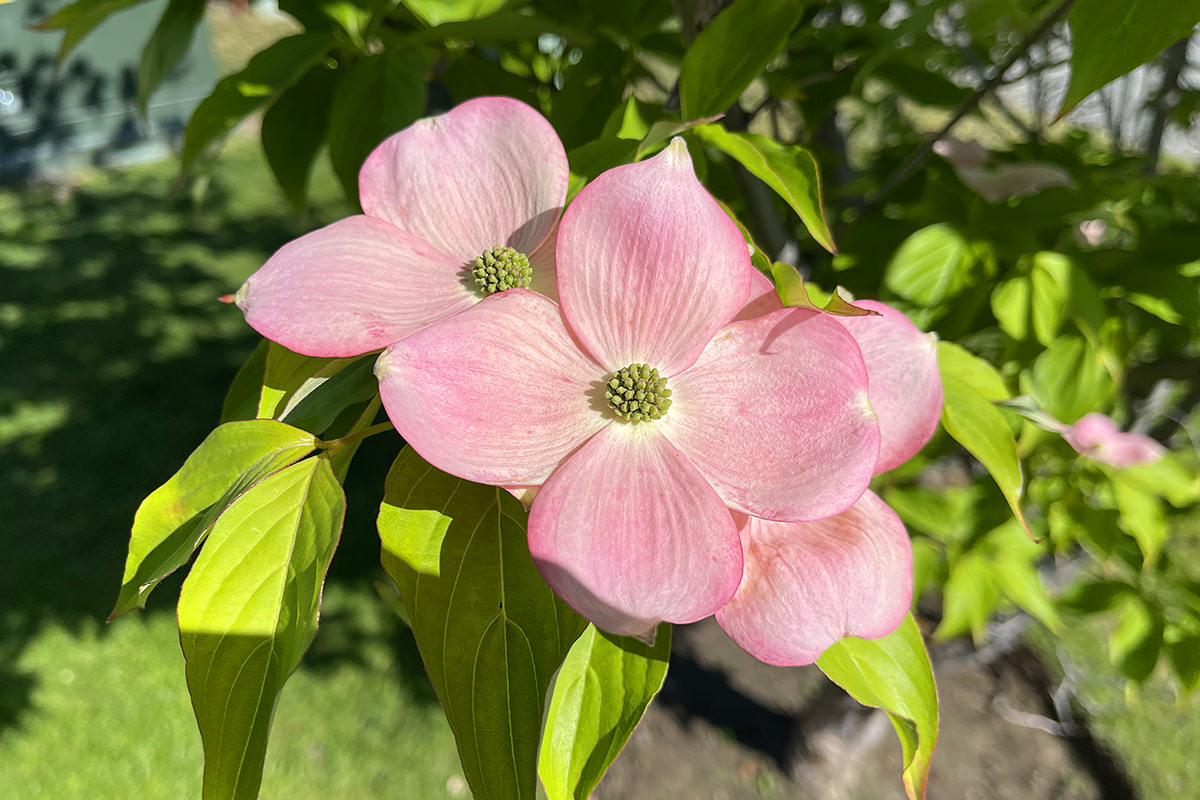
xmin=595 ymin=619 xmax=1131 ymax=800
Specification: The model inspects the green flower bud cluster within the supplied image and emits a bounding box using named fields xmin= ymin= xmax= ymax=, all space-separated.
xmin=473 ymin=246 xmax=532 ymax=295
xmin=606 ymin=363 xmax=672 ymax=422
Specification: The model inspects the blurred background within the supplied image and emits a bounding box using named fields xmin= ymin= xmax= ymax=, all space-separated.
xmin=2 ymin=1 xmax=1199 ymax=798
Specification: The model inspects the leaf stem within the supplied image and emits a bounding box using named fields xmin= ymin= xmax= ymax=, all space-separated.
xmin=322 ymin=419 xmax=394 ymax=450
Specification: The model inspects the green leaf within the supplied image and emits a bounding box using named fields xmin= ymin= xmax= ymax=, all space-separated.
xmin=540 ymin=624 xmax=670 ymax=800
xmin=262 ymin=63 xmax=339 ymax=210
xmin=137 ymin=0 xmax=206 ymax=115
xmin=1030 ymin=257 xmax=1066 ymax=346
xmin=937 ymin=552 xmax=1000 ymax=642
xmin=403 ymin=0 xmax=508 ymax=25
xmin=817 ymin=615 xmax=938 ymax=800
xmin=693 ymin=124 xmax=835 ymax=253
xmin=940 ymin=374 xmax=1029 ymax=534
xmin=1114 ymin=455 xmax=1200 ymax=507
xmin=32 ymin=0 xmax=148 ymax=65
xmin=378 ymin=447 xmax=586 ymax=800
xmin=1113 ymin=474 xmax=1169 ymax=566
xmin=1059 ymin=579 xmax=1134 ymax=614
xmin=111 ymin=420 xmax=317 ymax=619
xmin=935 ymin=341 xmax=1009 ymax=401
xmin=257 ymin=343 xmax=378 ymax=435
xmin=399 ymin=10 xmax=577 ymax=45
xmin=678 ymin=0 xmax=809 ymax=119
xmin=179 ymin=455 xmax=345 ymax=800
xmin=768 ymin=262 xmax=874 ymax=316
xmin=1169 ymin=635 xmax=1200 ymax=693
xmin=883 ymin=485 xmax=978 ymax=543
xmin=1060 ymin=0 xmax=1200 ymax=116
xmin=1028 ymin=336 xmax=1113 ymax=423
xmin=990 ymin=275 xmax=1031 ymax=341
xmin=328 ymin=50 xmax=428 ymax=204
xmin=220 ymin=340 xmax=269 ymax=423
xmin=884 ymin=224 xmax=972 ymax=306
xmin=1109 ymin=594 xmax=1165 ymax=683
xmin=182 ymin=33 xmax=336 ymax=174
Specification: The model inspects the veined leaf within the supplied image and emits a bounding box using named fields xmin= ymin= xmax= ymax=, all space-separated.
xmin=258 ymin=342 xmax=378 ymax=435
xmin=1061 ymin=0 xmax=1200 ymax=116
xmin=817 ymin=615 xmax=939 ymax=800
xmin=694 ymin=124 xmax=836 ymax=253
xmin=770 ymin=262 xmax=875 ymax=316
xmin=111 ymin=419 xmax=317 ymax=619
xmin=678 ymin=0 xmax=809 ymax=119
xmin=179 ymin=455 xmax=345 ymax=800
xmin=379 ymin=447 xmax=586 ymax=800
xmin=540 ymin=624 xmax=670 ymax=800
xmin=940 ymin=374 xmax=1028 ymax=534
xmin=137 ymin=0 xmax=206 ymax=115
xmin=884 ymin=224 xmax=972 ymax=307
xmin=182 ymin=33 xmax=335 ymax=174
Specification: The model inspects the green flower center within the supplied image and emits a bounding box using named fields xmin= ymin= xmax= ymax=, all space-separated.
xmin=605 ymin=363 xmax=672 ymax=423
xmin=473 ymin=246 xmax=532 ymax=295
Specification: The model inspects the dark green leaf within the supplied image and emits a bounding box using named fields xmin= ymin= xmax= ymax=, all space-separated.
xmin=550 ymin=41 xmax=630 ymax=150
xmin=817 ymin=615 xmax=938 ymax=800
xmin=1059 ymin=580 xmax=1134 ymax=614
xmin=220 ymin=340 xmax=269 ymax=423
xmin=180 ymin=455 xmax=345 ymax=800
xmin=540 ymin=624 xmax=670 ymax=800
xmin=399 ymin=10 xmax=580 ymax=45
xmin=1169 ymin=635 xmax=1200 ymax=693
xmin=694 ymin=124 xmax=836 ymax=253
xmin=182 ymin=33 xmax=335 ymax=174
xmin=111 ymin=420 xmax=317 ymax=619
xmin=1110 ymin=594 xmax=1165 ymax=683
xmin=328 ymin=50 xmax=428 ymax=204
xmin=1061 ymin=0 xmax=1200 ymax=115
xmin=262 ymin=63 xmax=339 ymax=210
xmin=678 ymin=0 xmax=809 ymax=119
xmin=378 ymin=447 xmax=586 ymax=800
xmin=257 ymin=343 xmax=378 ymax=436
xmin=137 ymin=0 xmax=206 ymax=115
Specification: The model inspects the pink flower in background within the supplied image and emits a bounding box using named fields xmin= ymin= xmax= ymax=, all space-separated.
xmin=235 ymin=96 xmax=568 ymax=357
xmin=1063 ymin=413 xmax=1163 ymax=468
xmin=375 ymin=140 xmax=881 ymax=638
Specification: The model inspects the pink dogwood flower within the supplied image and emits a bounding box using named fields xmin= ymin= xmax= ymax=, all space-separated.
xmin=375 ymin=139 xmax=881 ymax=638
xmin=1062 ymin=413 xmax=1163 ymax=468
xmin=235 ymin=96 xmax=568 ymax=357
xmin=718 ymin=287 xmax=941 ymax=663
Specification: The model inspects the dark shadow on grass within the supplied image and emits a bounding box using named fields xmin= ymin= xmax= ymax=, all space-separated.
xmin=0 ymin=150 xmax=436 ymax=735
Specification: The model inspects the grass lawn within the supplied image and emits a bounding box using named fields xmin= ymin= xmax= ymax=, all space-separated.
xmin=0 ymin=142 xmax=464 ymax=798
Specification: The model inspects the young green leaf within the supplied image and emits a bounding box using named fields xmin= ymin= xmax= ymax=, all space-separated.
xmin=539 ymin=623 xmax=671 ymax=800
xmin=940 ymin=374 xmax=1029 ymax=534
xmin=884 ymin=224 xmax=972 ymax=306
xmin=328 ymin=50 xmax=428 ymax=205
xmin=182 ymin=33 xmax=336 ymax=174
xmin=111 ymin=419 xmax=317 ymax=619
xmin=1060 ymin=0 xmax=1200 ymax=116
xmin=262 ymin=63 xmax=339 ymax=210
xmin=31 ymin=0 xmax=148 ymax=65
xmin=678 ymin=0 xmax=809 ymax=119
xmin=1028 ymin=336 xmax=1113 ymax=423
xmin=137 ymin=0 xmax=206 ymax=115
xmin=1112 ymin=474 xmax=1169 ymax=567
xmin=179 ymin=455 xmax=345 ymax=800
xmin=817 ymin=615 xmax=939 ymax=800
xmin=378 ymin=447 xmax=586 ymax=800
xmin=935 ymin=341 xmax=1009 ymax=402
xmin=694 ymin=124 xmax=836 ymax=253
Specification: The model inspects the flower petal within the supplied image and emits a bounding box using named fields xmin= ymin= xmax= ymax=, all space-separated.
xmin=529 ymin=424 xmax=742 ymax=637
xmin=376 ymin=289 xmax=606 ymax=485
xmin=556 ymin=138 xmax=751 ymax=374
xmin=662 ymin=308 xmax=880 ymax=521
xmin=716 ymin=491 xmax=912 ymax=666
xmin=835 ymin=300 xmax=943 ymax=472
xmin=1063 ymin=413 xmax=1164 ymax=467
xmin=237 ymin=215 xmax=475 ymax=357
xmin=359 ymin=96 xmax=568 ymax=263
xmin=733 ymin=266 xmax=783 ymax=321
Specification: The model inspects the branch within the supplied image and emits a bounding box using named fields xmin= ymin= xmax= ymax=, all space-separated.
xmin=867 ymin=0 xmax=1074 ymax=207
xmin=1143 ymin=36 xmax=1191 ymax=175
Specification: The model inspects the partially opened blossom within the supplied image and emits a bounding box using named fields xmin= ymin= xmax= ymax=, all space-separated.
xmin=743 ymin=288 xmax=942 ymax=472
xmin=1062 ymin=413 xmax=1163 ymax=467
xmin=236 ymin=96 xmax=568 ymax=357
xmin=716 ymin=491 xmax=912 ymax=665
xmin=376 ymin=139 xmax=881 ymax=637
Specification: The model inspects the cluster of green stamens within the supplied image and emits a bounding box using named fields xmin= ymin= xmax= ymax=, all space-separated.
xmin=606 ymin=363 xmax=672 ymax=422
xmin=473 ymin=245 xmax=532 ymax=295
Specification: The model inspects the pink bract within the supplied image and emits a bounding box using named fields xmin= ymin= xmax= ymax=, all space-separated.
xmin=235 ymin=96 xmax=568 ymax=357
xmin=376 ymin=139 xmax=881 ymax=638
xmin=1063 ymin=413 xmax=1163 ymax=468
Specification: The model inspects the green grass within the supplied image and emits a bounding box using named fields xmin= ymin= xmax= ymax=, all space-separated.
xmin=0 ymin=142 xmax=463 ymax=798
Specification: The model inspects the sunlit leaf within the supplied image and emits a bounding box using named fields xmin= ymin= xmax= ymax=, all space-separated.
xmin=179 ymin=456 xmax=344 ymax=800
xmin=111 ymin=420 xmax=317 ymax=619
xmin=378 ymin=447 xmax=586 ymax=800
xmin=884 ymin=224 xmax=972 ymax=306
xmin=540 ymin=624 xmax=670 ymax=800
xmin=1028 ymin=336 xmax=1113 ymax=423
xmin=817 ymin=615 xmax=938 ymax=800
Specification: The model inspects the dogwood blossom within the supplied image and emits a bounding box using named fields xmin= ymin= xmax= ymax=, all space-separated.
xmin=1063 ymin=413 xmax=1163 ymax=467
xmin=375 ymin=140 xmax=881 ymax=637
xmin=236 ymin=96 xmax=568 ymax=357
